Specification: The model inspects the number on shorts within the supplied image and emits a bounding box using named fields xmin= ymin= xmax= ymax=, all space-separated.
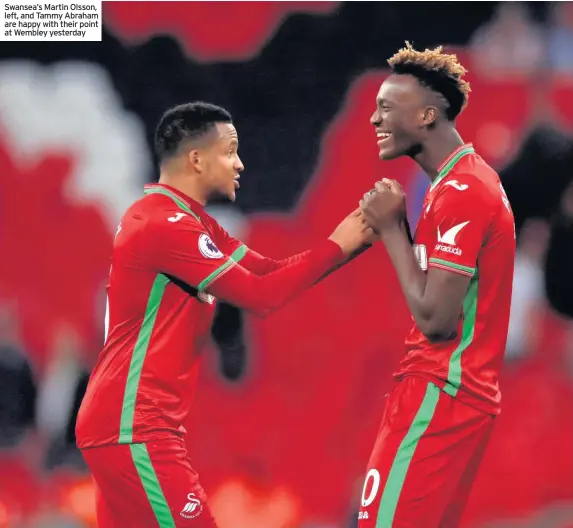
xmin=104 ymin=294 xmax=110 ymax=344
xmin=361 ymin=468 xmax=381 ymax=507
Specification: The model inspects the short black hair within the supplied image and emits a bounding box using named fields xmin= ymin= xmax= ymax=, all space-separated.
xmin=154 ymin=102 xmax=233 ymax=163
xmin=388 ymin=42 xmax=471 ymax=121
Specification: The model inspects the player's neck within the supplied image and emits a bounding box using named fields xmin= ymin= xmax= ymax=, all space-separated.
xmin=414 ymin=127 xmax=465 ymax=183
xmin=158 ymin=172 xmax=208 ymax=206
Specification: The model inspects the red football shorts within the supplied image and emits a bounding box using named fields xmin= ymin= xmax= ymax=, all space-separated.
xmin=358 ymin=376 xmax=495 ymax=528
xmin=81 ymin=436 xmax=218 ymax=527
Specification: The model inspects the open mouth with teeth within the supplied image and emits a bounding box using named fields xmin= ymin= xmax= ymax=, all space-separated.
xmin=377 ymin=132 xmax=392 ymax=145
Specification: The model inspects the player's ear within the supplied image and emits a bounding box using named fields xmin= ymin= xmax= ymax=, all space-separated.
xmin=188 ymin=149 xmax=203 ymax=173
xmin=422 ymin=106 xmax=438 ymax=128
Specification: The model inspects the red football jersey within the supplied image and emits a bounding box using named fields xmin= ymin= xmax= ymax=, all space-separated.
xmin=398 ymin=144 xmax=516 ymax=415
xmin=76 ymin=183 xmax=344 ymax=448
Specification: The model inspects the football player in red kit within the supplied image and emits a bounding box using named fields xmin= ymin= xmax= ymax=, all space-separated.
xmin=76 ymin=102 xmax=374 ymax=527
xmin=358 ymin=43 xmax=515 ymax=527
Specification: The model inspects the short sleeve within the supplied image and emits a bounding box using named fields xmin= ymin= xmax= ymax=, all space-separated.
xmin=428 ymin=178 xmax=493 ymax=277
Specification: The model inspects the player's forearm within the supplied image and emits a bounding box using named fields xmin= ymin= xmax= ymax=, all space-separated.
xmin=379 ymin=224 xmax=441 ymax=336
xmin=206 ymin=239 xmax=345 ymax=317
xmin=312 ymin=243 xmax=371 ymax=286
xmin=234 ymin=240 xmax=369 ymax=283
xmin=239 ymin=249 xmax=309 ymax=275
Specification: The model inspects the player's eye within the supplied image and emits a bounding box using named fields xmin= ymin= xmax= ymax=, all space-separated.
xmin=382 ymin=105 xmax=391 ymax=111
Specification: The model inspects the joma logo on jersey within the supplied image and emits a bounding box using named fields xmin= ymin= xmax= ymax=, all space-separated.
xmin=435 ymin=221 xmax=469 ymax=256
xmin=444 ymin=180 xmax=469 ymax=191
xmin=168 ymin=212 xmax=187 ymax=223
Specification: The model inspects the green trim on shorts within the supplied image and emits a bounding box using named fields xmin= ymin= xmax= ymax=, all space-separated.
xmin=130 ymin=443 xmax=176 ymax=528
xmin=375 ymin=383 xmax=441 ymax=527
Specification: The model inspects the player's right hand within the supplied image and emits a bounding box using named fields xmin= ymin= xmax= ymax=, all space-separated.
xmin=329 ymin=208 xmax=376 ymax=256
xmin=360 ymin=179 xmax=407 ymax=233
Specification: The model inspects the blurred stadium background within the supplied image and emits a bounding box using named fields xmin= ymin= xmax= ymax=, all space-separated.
xmin=1 ymin=1 xmax=573 ymax=527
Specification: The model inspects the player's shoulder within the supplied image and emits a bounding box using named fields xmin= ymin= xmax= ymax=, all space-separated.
xmin=438 ymin=155 xmax=499 ymax=205
xmin=139 ymin=193 xmax=203 ymax=232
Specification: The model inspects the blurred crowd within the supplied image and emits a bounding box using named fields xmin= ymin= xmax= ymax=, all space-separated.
xmin=470 ymin=2 xmax=573 ymax=78
xmin=1 ymin=2 xmax=573 ymax=527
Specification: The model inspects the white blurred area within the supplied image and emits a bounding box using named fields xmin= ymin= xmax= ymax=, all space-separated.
xmin=0 ymin=61 xmax=149 ymax=230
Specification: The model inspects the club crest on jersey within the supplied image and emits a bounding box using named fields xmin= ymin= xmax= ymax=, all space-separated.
xmin=180 ymin=493 xmax=203 ymax=519
xmin=198 ymin=233 xmax=223 ymax=259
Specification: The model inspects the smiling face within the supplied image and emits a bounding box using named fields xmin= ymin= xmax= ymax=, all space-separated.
xmin=370 ymin=74 xmax=435 ymax=160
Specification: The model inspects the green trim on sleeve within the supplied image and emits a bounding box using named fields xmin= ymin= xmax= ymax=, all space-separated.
xmin=429 ymin=258 xmax=475 ymax=276
xmin=197 ymin=245 xmax=248 ymax=292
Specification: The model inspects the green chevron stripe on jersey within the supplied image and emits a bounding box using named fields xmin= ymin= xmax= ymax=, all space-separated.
xmin=443 ymin=275 xmax=479 ymax=398
xmin=119 ymin=275 xmax=169 ymax=444
xmin=375 ymin=383 xmax=440 ymax=527
xmin=197 ymin=245 xmax=248 ymax=292
xmin=130 ymin=443 xmax=176 ymax=528
xmin=144 ymin=186 xmax=201 ymax=222
xmin=430 ymin=145 xmax=475 ymax=191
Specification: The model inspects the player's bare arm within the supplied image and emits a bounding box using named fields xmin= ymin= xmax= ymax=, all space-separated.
xmin=361 ymin=179 xmax=469 ymax=340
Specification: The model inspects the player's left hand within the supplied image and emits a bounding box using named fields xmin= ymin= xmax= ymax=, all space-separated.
xmin=360 ymin=179 xmax=406 ymax=233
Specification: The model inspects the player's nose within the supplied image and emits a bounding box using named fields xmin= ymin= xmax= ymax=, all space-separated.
xmin=235 ymin=156 xmax=245 ymax=172
xmin=370 ymin=110 xmax=381 ymax=126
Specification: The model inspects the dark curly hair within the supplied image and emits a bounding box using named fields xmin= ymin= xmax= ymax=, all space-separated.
xmin=388 ymin=42 xmax=471 ymax=121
